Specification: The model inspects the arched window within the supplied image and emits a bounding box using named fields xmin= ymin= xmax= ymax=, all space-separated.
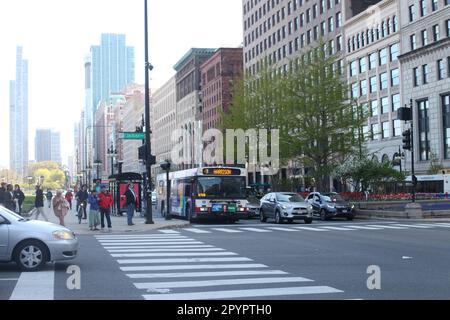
xmin=372 ymin=155 xmax=379 ymax=163
xmin=352 ymin=36 xmax=356 ymax=51
xmin=357 ymin=34 xmax=360 ymax=49
xmin=392 ymin=15 xmax=398 ymax=33
xmin=361 ymin=32 xmax=365 ymax=47
xmin=382 ymin=154 xmax=390 ymax=164
xmin=381 ymin=21 xmax=386 ymax=37
xmin=387 ymin=18 xmax=391 ymax=35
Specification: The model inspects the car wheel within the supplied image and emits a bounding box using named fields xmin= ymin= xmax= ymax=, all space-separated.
xmin=260 ymin=210 xmax=267 ymax=223
xmin=320 ymin=209 xmax=327 ymax=221
xmin=275 ymin=211 xmax=283 ymax=224
xmin=304 ymin=218 xmax=313 ymax=224
xmin=14 ymin=240 xmax=48 ymax=272
xmin=347 ymin=215 xmax=354 ymax=221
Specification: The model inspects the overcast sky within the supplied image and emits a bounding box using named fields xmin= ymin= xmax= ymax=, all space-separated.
xmin=0 ymin=0 xmax=243 ymax=169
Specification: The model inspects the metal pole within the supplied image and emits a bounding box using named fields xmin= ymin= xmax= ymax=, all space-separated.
xmin=410 ymin=99 xmax=416 ymax=203
xmin=144 ymin=0 xmax=154 ymax=224
xmin=166 ymin=169 xmax=171 ymax=220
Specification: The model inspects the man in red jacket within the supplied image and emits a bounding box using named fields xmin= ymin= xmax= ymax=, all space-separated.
xmin=98 ymin=186 xmax=113 ymax=232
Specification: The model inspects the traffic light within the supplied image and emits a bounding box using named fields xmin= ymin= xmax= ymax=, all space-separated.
xmin=402 ymin=129 xmax=412 ymax=151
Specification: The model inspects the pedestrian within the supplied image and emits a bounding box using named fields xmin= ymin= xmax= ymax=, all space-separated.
xmin=87 ymin=190 xmax=101 ymax=231
xmin=46 ymin=189 xmax=53 ymax=208
xmin=76 ymin=185 xmax=89 ymax=220
xmin=34 ymin=185 xmax=48 ymax=221
xmin=124 ymin=183 xmax=137 ymax=226
xmin=65 ymin=189 xmax=74 ymax=211
xmin=13 ymin=184 xmax=25 ymax=214
xmin=4 ymin=184 xmax=15 ymax=211
xmin=52 ymin=190 xmax=69 ymax=226
xmin=98 ymin=186 xmax=113 ymax=232
xmin=0 ymin=182 xmax=6 ymax=207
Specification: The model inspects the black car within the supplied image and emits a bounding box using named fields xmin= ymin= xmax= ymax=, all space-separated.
xmin=306 ymin=192 xmax=355 ymax=221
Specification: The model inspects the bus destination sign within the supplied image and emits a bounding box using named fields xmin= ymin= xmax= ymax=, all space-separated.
xmin=203 ymin=168 xmax=241 ymax=176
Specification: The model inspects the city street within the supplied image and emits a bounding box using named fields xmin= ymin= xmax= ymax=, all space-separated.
xmin=2 ymin=218 xmax=450 ymax=300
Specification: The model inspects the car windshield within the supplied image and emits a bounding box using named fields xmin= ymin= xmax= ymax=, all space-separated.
xmin=277 ymin=194 xmax=305 ymax=203
xmin=247 ymin=195 xmax=260 ymax=204
xmin=0 ymin=206 xmax=25 ymax=222
xmin=197 ymin=176 xmax=246 ymax=199
xmin=324 ymin=194 xmax=345 ymax=202
xmin=322 ymin=196 xmax=333 ymax=203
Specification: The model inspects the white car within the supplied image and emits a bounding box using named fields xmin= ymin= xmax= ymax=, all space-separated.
xmin=0 ymin=206 xmax=79 ymax=271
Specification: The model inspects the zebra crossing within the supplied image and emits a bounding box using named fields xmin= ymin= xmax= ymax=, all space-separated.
xmin=161 ymin=222 xmax=450 ymax=235
xmin=95 ymin=234 xmax=344 ymax=300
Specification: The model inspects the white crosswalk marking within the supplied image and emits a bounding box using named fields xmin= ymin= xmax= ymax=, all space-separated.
xmin=135 ymin=277 xmax=313 ymax=289
xmin=107 ymin=248 xmax=225 ymax=253
xmin=158 ymin=230 xmax=180 ymax=234
xmin=319 ymin=226 xmax=357 ymax=231
xmin=111 ymin=252 xmax=238 ymax=258
xmin=365 ymin=225 xmax=408 ymax=230
xmin=211 ymin=228 xmax=243 ymax=233
xmin=239 ymin=227 xmax=272 ymax=232
xmin=143 ymin=286 xmax=343 ymax=300
xmin=183 ymin=228 xmax=212 ymax=234
xmin=126 ymin=270 xmax=292 ymax=279
xmin=293 ymin=226 xmax=330 ymax=232
xmin=342 ymin=225 xmax=383 ymax=230
xmin=391 ymin=224 xmax=434 ymax=229
xmin=267 ymin=227 xmax=299 ymax=232
xmin=96 ymin=233 xmax=344 ymax=300
xmin=120 ymin=264 xmax=269 ymax=272
xmin=432 ymin=223 xmax=450 ymax=228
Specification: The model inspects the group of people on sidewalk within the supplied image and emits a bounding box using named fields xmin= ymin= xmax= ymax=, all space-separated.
xmin=30 ymin=183 xmax=139 ymax=231
xmin=0 ymin=182 xmax=25 ymax=214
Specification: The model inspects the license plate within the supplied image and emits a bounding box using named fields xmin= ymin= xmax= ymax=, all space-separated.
xmin=212 ymin=204 xmax=222 ymax=212
xmin=342 ymin=210 xmax=347 ymax=213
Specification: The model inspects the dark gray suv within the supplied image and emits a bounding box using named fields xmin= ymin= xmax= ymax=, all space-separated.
xmin=306 ymin=192 xmax=355 ymax=221
xmin=260 ymin=192 xmax=313 ymax=224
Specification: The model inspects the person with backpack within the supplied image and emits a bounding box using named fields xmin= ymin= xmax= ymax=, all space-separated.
xmin=4 ymin=184 xmax=15 ymax=211
xmin=0 ymin=182 xmax=6 ymax=207
xmin=76 ymin=185 xmax=89 ymax=220
xmin=34 ymin=185 xmax=48 ymax=221
xmin=13 ymin=184 xmax=25 ymax=214
xmin=46 ymin=189 xmax=53 ymax=208
xmin=87 ymin=189 xmax=101 ymax=231
xmin=98 ymin=186 xmax=113 ymax=232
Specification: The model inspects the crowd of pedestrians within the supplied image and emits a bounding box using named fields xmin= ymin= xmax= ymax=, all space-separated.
xmin=1 ymin=181 xmax=140 ymax=232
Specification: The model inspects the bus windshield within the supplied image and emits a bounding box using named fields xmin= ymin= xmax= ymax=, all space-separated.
xmin=197 ymin=176 xmax=246 ymax=199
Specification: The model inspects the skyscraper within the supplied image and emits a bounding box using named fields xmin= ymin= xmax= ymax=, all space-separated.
xmin=90 ymin=33 xmax=135 ymax=114
xmin=9 ymin=46 xmax=29 ymax=177
xmin=35 ymin=129 xmax=62 ymax=164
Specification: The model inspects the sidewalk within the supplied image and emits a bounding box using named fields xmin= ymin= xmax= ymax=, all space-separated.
xmin=32 ymin=205 xmax=190 ymax=235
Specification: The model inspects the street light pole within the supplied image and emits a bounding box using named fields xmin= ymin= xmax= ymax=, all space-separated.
xmin=144 ymin=0 xmax=154 ymax=224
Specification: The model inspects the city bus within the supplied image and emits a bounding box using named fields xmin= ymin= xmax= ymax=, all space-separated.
xmin=157 ymin=167 xmax=248 ymax=222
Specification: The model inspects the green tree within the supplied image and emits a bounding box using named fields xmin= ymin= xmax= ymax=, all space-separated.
xmin=427 ymin=151 xmax=444 ymax=175
xmin=29 ymin=161 xmax=66 ymax=190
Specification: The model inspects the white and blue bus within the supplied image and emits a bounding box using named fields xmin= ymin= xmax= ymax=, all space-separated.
xmin=157 ymin=167 xmax=248 ymax=222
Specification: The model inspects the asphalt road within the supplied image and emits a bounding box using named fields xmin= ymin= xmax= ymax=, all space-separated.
xmin=2 ymin=218 xmax=450 ymax=300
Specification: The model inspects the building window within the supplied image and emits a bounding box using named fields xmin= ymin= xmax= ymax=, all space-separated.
xmin=370 ymin=76 xmax=377 ymax=93
xmin=421 ymin=29 xmax=428 ymax=46
xmin=359 ymin=57 xmax=366 ymax=73
xmin=379 ymin=48 xmax=387 ymax=65
xmin=352 ymin=83 xmax=359 ymax=98
xmin=381 ymin=97 xmax=389 ymax=114
xmin=410 ymin=34 xmax=417 ymax=50
xmin=414 ymin=67 xmax=420 ymax=86
xmin=393 ymin=15 xmax=398 ymax=33
xmin=382 ymin=122 xmax=390 ymax=139
xmin=360 ymin=79 xmax=367 ymax=96
xmin=392 ymin=93 xmax=401 ymax=111
xmin=438 ymin=59 xmax=445 ymax=80
xmin=336 ymin=35 xmax=342 ymax=51
xmin=391 ymin=68 xmax=399 ymax=86
xmin=422 ymin=64 xmax=429 ymax=84
xmin=369 ymin=52 xmax=377 ymax=70
xmin=433 ymin=24 xmax=440 ymax=41
xmin=432 ymin=0 xmax=438 ymax=12
xmin=371 ymin=123 xmax=380 ymax=140
xmin=420 ymin=0 xmax=427 ymax=16
xmin=390 ymin=43 xmax=399 ymax=61
xmin=447 ymin=19 xmax=450 ymax=37
xmin=393 ymin=119 xmax=402 ymax=137
xmin=443 ymin=94 xmax=450 ymax=159
xmin=371 ymin=100 xmax=378 ymax=117
xmin=336 ymin=12 xmax=342 ymax=28
xmin=380 ymin=72 xmax=388 ymax=90
xmin=409 ymin=5 xmax=415 ymax=22
xmin=418 ymin=99 xmax=430 ymax=161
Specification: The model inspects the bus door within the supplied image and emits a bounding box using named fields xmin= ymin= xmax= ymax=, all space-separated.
xmin=184 ymin=183 xmax=192 ymax=218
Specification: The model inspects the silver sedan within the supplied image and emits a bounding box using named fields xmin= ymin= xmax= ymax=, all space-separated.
xmin=0 ymin=206 xmax=79 ymax=271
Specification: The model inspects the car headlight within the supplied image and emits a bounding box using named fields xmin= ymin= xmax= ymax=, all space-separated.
xmin=281 ymin=205 xmax=288 ymax=210
xmin=351 ymin=205 xmax=355 ymax=209
xmin=53 ymin=230 xmax=75 ymax=240
xmin=327 ymin=204 xmax=335 ymax=209
xmin=308 ymin=205 xmax=313 ymax=211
